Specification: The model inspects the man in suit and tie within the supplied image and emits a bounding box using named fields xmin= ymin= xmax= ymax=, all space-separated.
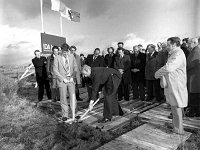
xmin=130 ymin=45 xmax=146 ymax=100
xmin=81 ymin=65 xmax=124 ymax=122
xmin=145 ymin=44 xmax=161 ymax=102
xmin=104 ymin=47 xmax=116 ymax=68
xmin=114 ymin=47 xmax=131 ymax=101
xmin=32 ymin=50 xmax=51 ymax=103
xmin=70 ymin=45 xmax=82 ymax=101
xmin=53 ymin=43 xmax=78 ymax=122
xmin=85 ymin=48 xmax=104 ymax=67
xmin=85 ymin=48 xmax=104 ymax=100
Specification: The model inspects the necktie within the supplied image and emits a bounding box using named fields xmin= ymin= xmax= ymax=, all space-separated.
xmin=65 ymin=55 xmax=70 ymax=76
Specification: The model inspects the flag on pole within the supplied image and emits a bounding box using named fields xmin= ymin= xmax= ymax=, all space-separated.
xmin=43 ymin=0 xmax=80 ymax=22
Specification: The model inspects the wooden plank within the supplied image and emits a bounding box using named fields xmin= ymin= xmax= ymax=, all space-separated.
xmin=101 ymin=113 xmax=138 ymax=131
xmin=98 ymin=124 xmax=191 ymax=150
xmin=139 ymin=104 xmax=200 ymax=129
xmin=97 ymin=138 xmax=147 ymax=150
xmin=141 ymin=109 xmax=200 ymax=129
xmin=132 ymin=102 xmax=160 ymax=114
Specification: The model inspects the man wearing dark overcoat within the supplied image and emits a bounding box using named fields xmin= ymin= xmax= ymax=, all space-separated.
xmin=81 ymin=65 xmax=124 ymax=122
xmin=85 ymin=48 xmax=104 ymax=100
xmin=186 ymin=38 xmax=200 ymax=117
xmin=32 ymin=50 xmax=51 ymax=102
xmin=130 ymin=45 xmax=146 ymax=100
xmin=114 ymin=47 xmax=131 ymax=101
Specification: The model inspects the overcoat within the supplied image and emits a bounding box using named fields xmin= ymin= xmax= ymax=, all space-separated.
xmin=187 ymin=45 xmax=200 ymax=93
xmin=114 ymin=54 xmax=131 ymax=84
xmin=145 ymin=51 xmax=158 ymax=80
xmin=74 ymin=54 xmax=81 ymax=85
xmin=155 ymin=47 xmax=188 ymax=107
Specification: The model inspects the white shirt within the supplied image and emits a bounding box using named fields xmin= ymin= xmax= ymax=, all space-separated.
xmin=150 ymin=51 xmax=155 ymax=57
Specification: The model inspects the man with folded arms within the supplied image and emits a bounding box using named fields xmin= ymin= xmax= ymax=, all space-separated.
xmin=53 ymin=43 xmax=77 ymax=122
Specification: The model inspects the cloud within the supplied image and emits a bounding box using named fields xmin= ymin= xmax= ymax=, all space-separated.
xmin=0 ymin=25 xmax=40 ymax=65
xmin=110 ymin=33 xmax=155 ymax=51
xmin=84 ymin=0 xmax=114 ymax=18
xmin=2 ymin=0 xmax=40 ymax=24
xmin=68 ymin=34 xmax=88 ymax=46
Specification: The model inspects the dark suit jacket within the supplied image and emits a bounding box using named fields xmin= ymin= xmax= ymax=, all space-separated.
xmin=155 ymin=50 xmax=168 ymax=72
xmin=181 ymin=43 xmax=190 ymax=59
xmin=91 ymin=67 xmax=122 ymax=100
xmin=32 ymin=56 xmax=47 ymax=79
xmin=85 ymin=54 xmax=104 ymax=67
xmin=104 ymin=53 xmax=116 ymax=68
xmin=145 ymin=51 xmax=158 ymax=80
xmin=130 ymin=52 xmax=146 ymax=82
xmin=80 ymin=57 xmax=86 ymax=67
xmin=187 ymin=45 xmax=200 ymax=93
xmin=114 ymin=54 xmax=131 ymax=84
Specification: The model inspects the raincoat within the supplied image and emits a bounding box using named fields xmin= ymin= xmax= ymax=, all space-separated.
xmin=155 ymin=47 xmax=188 ymax=107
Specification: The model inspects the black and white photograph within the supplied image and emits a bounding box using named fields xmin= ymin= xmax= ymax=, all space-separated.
xmin=0 ymin=0 xmax=200 ymax=149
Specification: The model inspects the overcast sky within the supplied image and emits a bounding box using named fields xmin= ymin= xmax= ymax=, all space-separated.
xmin=0 ymin=0 xmax=199 ymax=65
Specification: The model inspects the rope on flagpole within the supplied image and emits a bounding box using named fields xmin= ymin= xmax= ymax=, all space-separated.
xmin=60 ymin=16 xmax=63 ymax=36
xmin=40 ymin=0 xmax=44 ymax=33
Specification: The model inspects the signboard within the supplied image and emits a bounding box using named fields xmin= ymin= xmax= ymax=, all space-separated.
xmin=41 ymin=33 xmax=66 ymax=54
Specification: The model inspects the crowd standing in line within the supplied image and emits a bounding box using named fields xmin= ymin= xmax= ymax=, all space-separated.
xmin=30 ymin=36 xmax=200 ymax=134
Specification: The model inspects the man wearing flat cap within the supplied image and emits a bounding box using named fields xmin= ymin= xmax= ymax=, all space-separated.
xmin=53 ymin=43 xmax=78 ymax=122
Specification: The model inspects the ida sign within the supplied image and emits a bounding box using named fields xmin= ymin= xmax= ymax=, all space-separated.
xmin=41 ymin=33 xmax=66 ymax=54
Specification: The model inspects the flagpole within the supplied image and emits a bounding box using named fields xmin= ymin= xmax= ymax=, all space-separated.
xmin=60 ymin=16 xmax=63 ymax=36
xmin=40 ymin=0 xmax=44 ymax=33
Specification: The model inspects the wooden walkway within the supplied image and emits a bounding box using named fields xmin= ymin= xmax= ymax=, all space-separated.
xmin=39 ymin=87 xmax=160 ymax=132
xmin=97 ymin=123 xmax=191 ymax=150
xmin=139 ymin=103 xmax=200 ymax=129
xmin=39 ymin=87 xmax=200 ymax=150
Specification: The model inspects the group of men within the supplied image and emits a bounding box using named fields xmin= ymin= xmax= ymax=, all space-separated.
xmin=31 ymin=43 xmax=82 ymax=122
xmin=31 ymin=36 xmax=200 ymax=132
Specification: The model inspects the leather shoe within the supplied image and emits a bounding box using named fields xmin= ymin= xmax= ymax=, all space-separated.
xmin=185 ymin=112 xmax=196 ymax=117
xmin=61 ymin=117 xmax=68 ymax=121
xmin=77 ymin=98 xmax=83 ymax=101
xmin=98 ymin=118 xmax=111 ymax=123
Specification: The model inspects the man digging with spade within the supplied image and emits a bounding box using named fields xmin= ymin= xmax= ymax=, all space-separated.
xmin=81 ymin=65 xmax=124 ymax=123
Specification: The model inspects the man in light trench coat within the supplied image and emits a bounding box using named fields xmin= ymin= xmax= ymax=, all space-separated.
xmin=155 ymin=37 xmax=188 ymax=135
